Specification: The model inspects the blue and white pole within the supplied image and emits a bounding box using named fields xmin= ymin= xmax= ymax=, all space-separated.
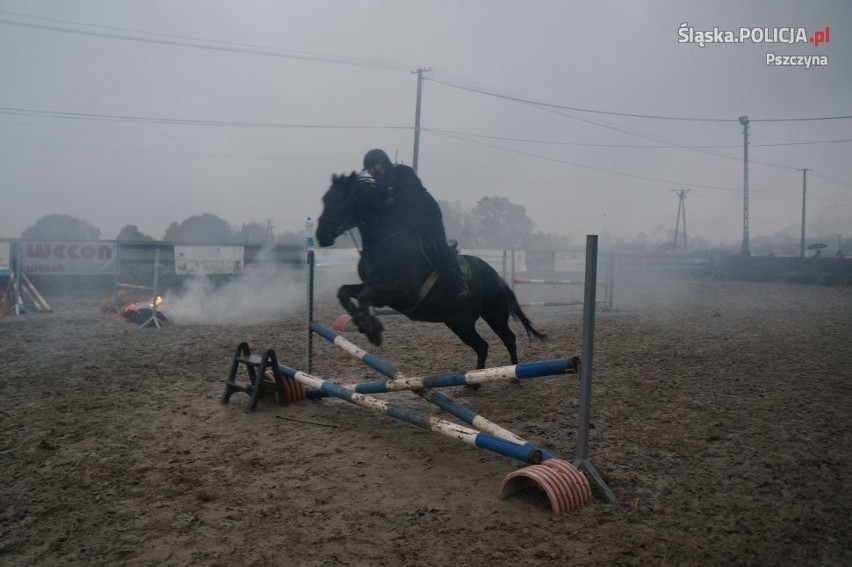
xmin=275 ymin=363 xmax=544 ymax=465
xmin=310 ymin=322 xmax=577 ymax=390
xmin=308 ymin=321 xmax=566 ymax=457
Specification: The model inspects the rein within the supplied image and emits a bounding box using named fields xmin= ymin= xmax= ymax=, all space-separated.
xmin=371 ymin=226 xmax=414 ymax=249
xmin=346 ymin=229 xmax=362 ymax=253
xmin=400 ymin=270 xmax=440 ymax=314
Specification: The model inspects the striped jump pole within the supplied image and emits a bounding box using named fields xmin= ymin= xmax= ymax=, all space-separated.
xmin=309 ymin=321 xmax=577 ymax=390
xmin=520 ymin=300 xmax=581 ymax=307
xmin=307 ymin=321 xmax=573 ymax=454
xmin=513 ymin=277 xmax=586 ymax=286
xmin=508 ymin=248 xmax=615 ymax=311
xmin=275 ymin=362 xmax=545 ymax=465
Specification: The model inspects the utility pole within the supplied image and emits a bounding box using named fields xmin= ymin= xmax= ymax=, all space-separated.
xmin=265 ymin=219 xmax=274 ymax=244
xmin=739 ymin=115 xmax=750 ymax=256
xmin=799 ymin=168 xmax=810 ymax=257
xmin=411 ymin=67 xmax=430 ymax=174
xmin=672 ymin=189 xmax=690 ymax=253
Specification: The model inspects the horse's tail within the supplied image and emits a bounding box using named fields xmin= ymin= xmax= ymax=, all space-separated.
xmin=503 ymin=283 xmax=547 ymax=341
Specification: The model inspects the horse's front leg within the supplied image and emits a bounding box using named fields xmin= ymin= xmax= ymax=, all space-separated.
xmin=337 ymin=283 xmax=385 ymax=345
xmin=353 ymin=280 xmax=422 ymax=345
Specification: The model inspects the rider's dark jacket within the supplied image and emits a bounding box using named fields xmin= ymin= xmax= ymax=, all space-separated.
xmin=374 ymin=164 xmax=447 ymax=246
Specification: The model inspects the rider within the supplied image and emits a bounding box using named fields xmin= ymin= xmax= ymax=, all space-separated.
xmin=362 ymin=149 xmax=471 ymax=300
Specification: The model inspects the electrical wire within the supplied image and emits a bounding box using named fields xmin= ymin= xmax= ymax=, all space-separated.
xmin=0 ymin=10 xmax=413 ymax=71
xmin=427 ymin=72 xmax=852 ymax=123
xmin=0 ymin=106 xmax=410 ymax=131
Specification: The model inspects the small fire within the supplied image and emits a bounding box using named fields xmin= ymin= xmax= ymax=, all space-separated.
xmin=122 ymin=296 xmax=163 ymax=312
xmin=121 ymin=296 xmax=167 ymax=325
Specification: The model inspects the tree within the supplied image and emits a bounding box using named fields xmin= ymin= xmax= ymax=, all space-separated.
xmin=238 ymin=222 xmax=269 ymax=244
xmin=466 ymin=196 xmax=533 ymax=249
xmin=21 ymin=214 xmax=101 ymax=240
xmin=524 ymin=231 xmax=572 ymax=250
xmin=116 ymin=224 xmax=155 ymax=241
xmin=438 ymin=200 xmax=466 ymax=242
xmin=276 ymin=230 xmax=303 ymax=245
xmin=163 ymin=213 xmax=236 ymax=243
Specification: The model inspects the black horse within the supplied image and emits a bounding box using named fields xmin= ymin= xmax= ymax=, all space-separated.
xmin=315 ymin=172 xmax=546 ymax=369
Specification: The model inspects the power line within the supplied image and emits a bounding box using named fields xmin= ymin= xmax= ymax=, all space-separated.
xmin=427 ymin=72 xmax=852 ymax=123
xmin=0 ymin=106 xmax=411 ymax=131
xmin=428 ymin=72 xmax=811 ymax=172
xmin=0 ymin=10 xmax=412 ymax=71
xmin=6 ymin=9 xmax=850 ymax=126
xmin=751 ymin=139 xmax=852 ymax=147
xmin=752 ymin=116 xmax=852 ymax=123
xmin=431 ymin=129 xmax=833 ymax=203
xmin=428 ymin=129 xmax=741 ymax=193
xmin=426 ymin=71 xmax=852 ymax=182
xmin=424 ymin=127 xmax=852 ymax=149
xmin=811 ymin=171 xmax=852 ymax=190
xmin=427 ymin=75 xmax=735 ymax=122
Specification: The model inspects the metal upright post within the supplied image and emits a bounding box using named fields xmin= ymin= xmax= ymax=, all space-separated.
xmin=140 ymin=248 xmax=162 ymax=329
xmin=672 ymin=190 xmax=683 ymax=253
xmin=574 ymin=235 xmax=616 ymax=502
xmin=607 ymin=252 xmax=615 ymax=310
xmin=305 ymin=248 xmax=315 ymax=373
xmin=412 ymin=67 xmax=430 ymax=174
xmin=13 ymin=242 xmax=24 ymax=315
xmin=739 ymin=115 xmax=751 ymax=256
xmin=799 ymin=168 xmax=810 ymax=257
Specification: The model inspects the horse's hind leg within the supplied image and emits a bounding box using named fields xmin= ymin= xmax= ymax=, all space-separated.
xmin=482 ymin=307 xmax=519 ymax=365
xmin=444 ymin=318 xmax=489 ymax=370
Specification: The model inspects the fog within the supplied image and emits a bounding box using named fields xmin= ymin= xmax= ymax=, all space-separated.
xmin=1 ymin=1 xmax=850 ymax=247
xmin=161 ymin=264 xmax=309 ymax=326
xmin=161 ymin=248 xmax=350 ymax=325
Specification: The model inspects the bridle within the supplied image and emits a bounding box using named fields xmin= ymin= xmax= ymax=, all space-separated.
xmin=319 ymin=173 xmax=416 ymax=254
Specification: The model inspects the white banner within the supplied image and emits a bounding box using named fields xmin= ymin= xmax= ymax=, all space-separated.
xmin=314 ymin=247 xmax=360 ymax=269
xmin=0 ymin=241 xmax=10 ymax=276
xmin=22 ymin=241 xmax=118 ymax=275
xmin=175 ymin=246 xmax=244 ymax=275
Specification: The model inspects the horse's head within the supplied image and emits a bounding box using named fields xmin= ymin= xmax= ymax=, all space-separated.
xmin=316 ymin=171 xmax=379 ymax=247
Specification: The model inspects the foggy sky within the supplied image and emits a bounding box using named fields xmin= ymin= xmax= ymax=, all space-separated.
xmin=1 ymin=1 xmax=850 ymax=247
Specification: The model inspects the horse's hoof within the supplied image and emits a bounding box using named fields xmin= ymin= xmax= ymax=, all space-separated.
xmin=367 ymin=329 xmax=383 ymax=346
xmin=360 ymin=316 xmax=384 ymax=346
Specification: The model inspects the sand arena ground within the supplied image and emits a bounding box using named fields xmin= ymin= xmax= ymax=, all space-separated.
xmin=1 ymin=270 xmax=850 ymax=565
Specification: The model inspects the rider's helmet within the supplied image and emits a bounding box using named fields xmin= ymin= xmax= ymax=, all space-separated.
xmin=363 ymin=149 xmax=393 ymax=170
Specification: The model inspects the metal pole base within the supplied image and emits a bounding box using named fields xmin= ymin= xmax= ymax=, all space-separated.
xmin=573 ymin=458 xmax=616 ymax=503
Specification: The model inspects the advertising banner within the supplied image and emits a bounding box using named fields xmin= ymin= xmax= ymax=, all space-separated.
xmin=175 ymin=246 xmax=244 ymax=275
xmin=22 ymin=241 xmax=118 ymax=275
xmin=0 ymin=241 xmax=10 ymax=276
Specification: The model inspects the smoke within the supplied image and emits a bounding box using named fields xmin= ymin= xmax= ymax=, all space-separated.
xmin=161 ymin=248 xmax=349 ymax=325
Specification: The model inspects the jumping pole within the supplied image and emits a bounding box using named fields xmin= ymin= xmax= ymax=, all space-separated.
xmin=276 ymin=362 xmax=546 ymax=465
xmin=222 ymin=236 xmax=610 ymax=514
xmin=306 ymin=320 xmax=578 ymax=455
xmin=574 ymin=235 xmax=616 ymax=502
xmin=138 ymin=249 xmax=162 ymax=329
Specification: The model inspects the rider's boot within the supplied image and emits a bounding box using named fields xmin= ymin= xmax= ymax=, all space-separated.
xmin=448 ymin=257 xmax=471 ymax=299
